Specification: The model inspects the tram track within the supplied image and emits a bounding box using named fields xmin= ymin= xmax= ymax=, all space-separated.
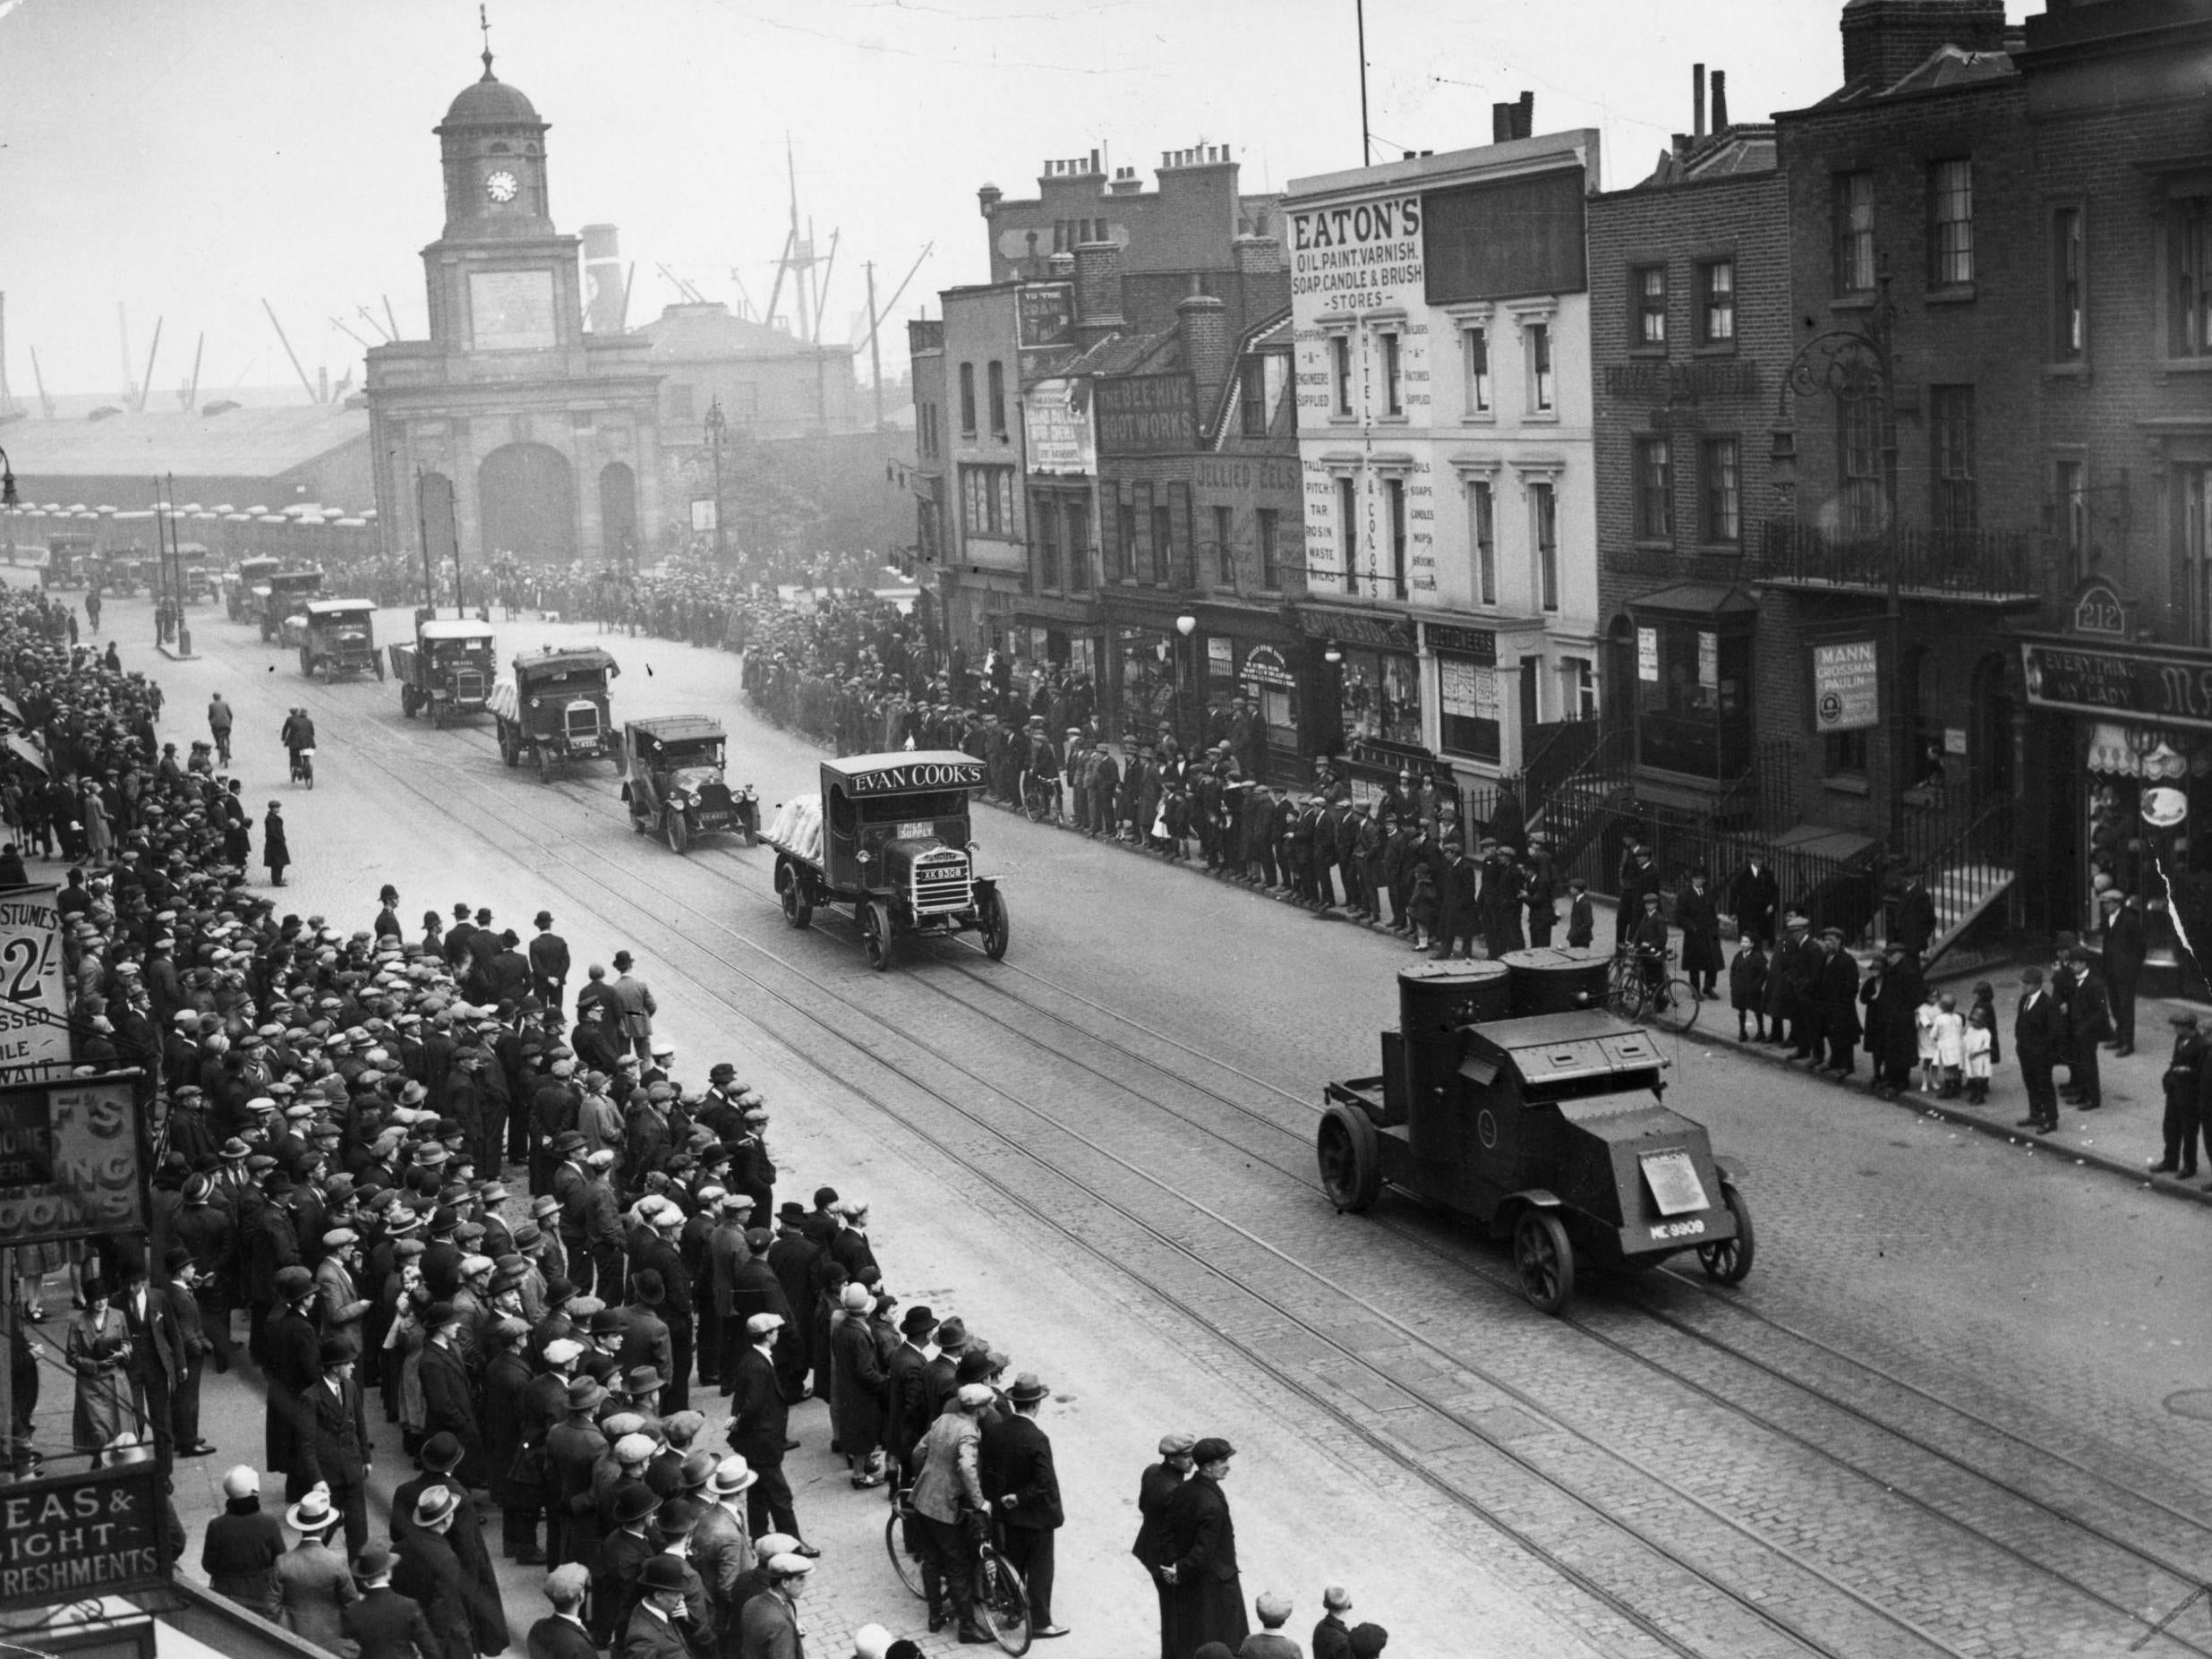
xmin=282 ymin=662 xmax=2203 ymax=1657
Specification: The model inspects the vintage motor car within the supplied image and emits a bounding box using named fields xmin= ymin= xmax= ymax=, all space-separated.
xmin=43 ymin=534 xmax=97 ymax=590
xmin=222 ymin=556 xmax=283 ymax=620
xmin=764 ymin=750 xmax=1008 ymax=971
xmin=1320 ymin=958 xmax=1752 ymax=1314
xmin=622 ymin=716 xmax=759 ymax=851
xmin=254 ymin=569 xmax=323 ymax=640
xmin=281 ymin=598 xmax=381 ymax=680
xmin=491 ymin=646 xmax=621 ymax=780
xmin=390 ymin=617 xmax=497 ymax=726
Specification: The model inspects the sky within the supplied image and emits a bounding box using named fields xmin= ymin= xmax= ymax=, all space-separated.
xmin=0 ymin=0 xmax=2038 ymax=400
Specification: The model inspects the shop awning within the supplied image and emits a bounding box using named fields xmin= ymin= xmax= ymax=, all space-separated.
xmin=1626 ymin=583 xmax=1760 ymax=618
xmin=7 ymin=734 xmax=48 ymax=774
xmin=2086 ymin=722 xmax=2199 ymax=780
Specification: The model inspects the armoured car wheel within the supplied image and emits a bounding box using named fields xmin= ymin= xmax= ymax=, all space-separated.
xmin=664 ymin=812 xmax=688 ymax=855
xmin=1513 ymin=1210 xmax=1575 ymax=1315
xmin=1697 ymin=1182 xmax=1755 ymax=1286
xmin=1317 ymin=1104 xmax=1380 ymax=1214
xmin=860 ymin=898 xmax=893 ymax=972
xmin=978 ymin=885 xmax=1010 ymax=961
xmin=776 ymin=862 xmax=812 ymax=929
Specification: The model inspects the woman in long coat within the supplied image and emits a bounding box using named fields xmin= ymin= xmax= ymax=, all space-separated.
xmin=80 ymin=785 xmax=112 ymax=862
xmin=828 ymin=1281 xmax=886 ymax=1486
xmin=263 ymin=801 xmax=291 ymax=886
xmin=65 ymin=1278 xmax=134 ymax=1460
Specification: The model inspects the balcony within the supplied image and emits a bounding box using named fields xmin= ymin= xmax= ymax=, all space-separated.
xmin=1753 ymin=519 xmax=2041 ymax=606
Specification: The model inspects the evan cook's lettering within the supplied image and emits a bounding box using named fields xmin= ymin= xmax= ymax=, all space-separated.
xmin=845 ymin=763 xmax=986 ymax=797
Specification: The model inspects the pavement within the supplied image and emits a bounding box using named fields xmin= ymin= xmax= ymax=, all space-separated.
xmin=13 ymin=579 xmax=2210 ymax=1659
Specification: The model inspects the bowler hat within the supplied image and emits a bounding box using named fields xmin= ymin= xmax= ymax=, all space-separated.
xmin=420 ymin=1432 xmax=465 ymax=1473
xmin=612 ymin=1483 xmax=661 ymax=1525
xmin=636 ymin=1555 xmax=688 ymax=1595
xmin=901 ymin=1305 xmax=937 ymax=1338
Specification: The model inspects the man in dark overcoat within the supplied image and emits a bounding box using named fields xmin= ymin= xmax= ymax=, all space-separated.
xmin=1159 ymin=1438 xmax=1246 ymax=1659
xmin=1675 ymin=867 xmax=1723 ymax=998
xmin=1134 ymin=1433 xmax=1194 ymax=1659
xmin=1728 ymin=855 xmax=1780 ymax=947
xmin=982 ymin=1373 xmax=1066 ymax=1638
xmin=2155 ymin=1012 xmax=2208 ymax=1178
xmin=1814 ymin=928 xmax=1862 ymax=1076
xmin=2013 ymin=966 xmax=2066 ymax=1133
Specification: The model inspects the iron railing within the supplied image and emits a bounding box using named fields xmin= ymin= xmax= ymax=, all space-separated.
xmin=1755 ymin=518 xmax=2040 ymax=603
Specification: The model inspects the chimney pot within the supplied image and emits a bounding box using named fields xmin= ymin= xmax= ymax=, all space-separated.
xmin=1089 ymin=148 xmax=1099 ymax=172
xmin=1694 ymin=64 xmax=1706 ymax=139
xmin=1712 ymin=71 xmax=1729 ymax=132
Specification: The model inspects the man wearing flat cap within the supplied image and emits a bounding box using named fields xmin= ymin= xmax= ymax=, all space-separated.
xmin=525 ymin=1563 xmax=596 ymax=1659
xmin=1134 ymin=1432 xmax=1195 ymax=1655
xmin=730 ymin=1313 xmax=815 ymax=1552
xmin=910 ymin=1383 xmax=995 ymax=1642
xmin=1160 ymin=1439 xmax=1247 ymax=1656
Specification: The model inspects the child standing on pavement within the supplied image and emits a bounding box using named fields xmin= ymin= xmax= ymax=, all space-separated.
xmin=1933 ymin=991 xmax=1966 ymax=1097
xmin=1970 ymin=981 xmax=2001 ymax=1069
xmin=1915 ymin=986 xmax=1943 ymax=1092
xmin=1962 ymin=1004 xmax=1994 ymax=1103
xmin=1729 ymin=936 xmax=1769 ymax=1043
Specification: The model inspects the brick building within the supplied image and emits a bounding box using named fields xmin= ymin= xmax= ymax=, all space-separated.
xmin=2011 ymin=0 xmax=2212 ymax=971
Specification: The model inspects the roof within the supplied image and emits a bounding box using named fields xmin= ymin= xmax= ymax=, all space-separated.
xmin=1814 ymin=42 xmax=2018 ymax=107
xmin=303 ymin=599 xmax=375 ymax=617
xmin=2 ymin=404 xmax=369 ymax=482
xmin=628 ymin=716 xmax=725 ymax=743
xmin=418 ymin=620 xmax=494 ymax=642
xmin=514 ymin=646 xmax=619 ymax=673
xmin=1626 ymin=583 xmax=1761 ymax=618
xmin=634 ymin=302 xmax=848 ymax=363
xmin=822 ymin=750 xmax=989 ymax=796
xmin=441 ymin=64 xmax=542 ymax=129
xmin=1061 ymin=328 xmax=1177 ymax=380
xmin=1636 ymin=127 xmax=1779 ymax=190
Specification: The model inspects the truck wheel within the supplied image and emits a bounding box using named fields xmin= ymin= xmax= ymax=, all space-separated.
xmin=373 ymin=657 xmax=386 ymax=682
xmin=1317 ymin=1104 xmax=1380 ymax=1213
xmin=431 ymin=699 xmax=447 ymax=731
xmin=1697 ymin=1183 xmax=1755 ymax=1286
xmin=1513 ymin=1210 xmax=1575 ymax=1315
xmin=775 ymin=861 xmax=813 ymax=929
xmin=860 ymin=897 xmax=894 ymax=971
xmin=664 ymin=812 xmax=688 ymax=855
xmin=500 ymin=724 xmax=519 ymax=768
xmin=977 ymin=885 xmax=1010 ymax=961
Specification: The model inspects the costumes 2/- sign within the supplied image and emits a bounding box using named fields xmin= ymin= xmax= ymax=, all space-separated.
xmin=0 ymin=884 xmax=69 ymax=1082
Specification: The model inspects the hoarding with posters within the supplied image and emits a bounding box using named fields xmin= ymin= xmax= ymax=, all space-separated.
xmin=0 ymin=1076 xmax=145 ymax=1248
xmin=0 ymin=884 xmax=70 ymax=1082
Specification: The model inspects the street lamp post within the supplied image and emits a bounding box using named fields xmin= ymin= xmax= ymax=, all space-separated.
xmin=0 ymin=449 xmax=17 ymax=568
xmin=1768 ymin=269 xmax=1907 ymax=851
xmin=703 ymin=398 xmax=729 ymax=569
xmin=1174 ymin=612 xmax=1197 ymax=751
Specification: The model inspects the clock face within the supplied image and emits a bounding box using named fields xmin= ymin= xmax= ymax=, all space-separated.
xmin=485 ymin=169 xmax=519 ymax=204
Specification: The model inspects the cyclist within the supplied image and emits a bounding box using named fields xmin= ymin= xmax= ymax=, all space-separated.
xmin=207 ymin=693 xmax=234 ymax=765
xmin=910 ymin=1382 xmax=995 ymax=1642
xmin=1630 ymin=889 xmax=1671 ymax=1005
xmin=280 ymin=706 xmax=317 ymax=782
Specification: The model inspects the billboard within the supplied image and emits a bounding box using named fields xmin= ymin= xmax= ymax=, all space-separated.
xmin=0 ymin=885 xmax=69 ymax=1082
xmin=0 ymin=1078 xmax=145 ymax=1248
xmin=1023 ymin=378 xmax=1095 ymax=475
xmin=0 ymin=1464 xmax=172 ymax=1609
xmin=1095 ymin=374 xmax=1197 ymax=457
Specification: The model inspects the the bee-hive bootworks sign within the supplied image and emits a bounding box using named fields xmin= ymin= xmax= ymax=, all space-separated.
xmin=0 ymin=1464 xmax=170 ymax=1608
xmin=0 ymin=1077 xmax=144 ymax=1247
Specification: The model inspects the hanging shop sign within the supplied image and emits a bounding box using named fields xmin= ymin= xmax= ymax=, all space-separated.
xmin=2021 ymin=638 xmax=2212 ymax=731
xmin=0 ymin=1076 xmax=144 ymax=1248
xmin=0 ymin=1463 xmax=172 ymax=1610
xmin=1812 ymin=638 xmax=1880 ymax=732
xmin=0 ymin=884 xmax=70 ymax=1082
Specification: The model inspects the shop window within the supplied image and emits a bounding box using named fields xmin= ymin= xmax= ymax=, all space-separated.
xmin=959 ymin=363 xmax=977 ymax=436
xmin=1463 ymin=324 xmax=1492 ymax=416
xmin=987 ymin=362 xmax=1007 ymax=435
xmin=1114 ymin=493 xmax=1136 ymax=581
xmin=2052 ymin=207 xmax=2084 ymax=361
xmin=1702 ymin=437 xmax=1741 ymax=545
xmin=1931 ymin=384 xmax=1977 ymax=534
xmin=1257 ymin=509 xmax=1282 ymax=589
xmin=2173 ymin=197 xmax=2212 ymax=359
xmin=1834 ymin=170 xmax=1875 ymax=296
xmin=1381 ymin=331 xmax=1404 ymax=416
xmin=1337 ymin=475 xmax=1361 ymax=594
xmin=1065 ymin=501 xmax=1090 ymax=592
xmin=1528 ymin=322 xmax=1555 ymax=413
xmin=1133 ymin=482 xmax=1156 ymax=582
xmin=1634 ymin=438 xmax=1672 ymax=542
xmin=1384 ymin=477 xmax=1409 ymax=599
xmin=1033 ymin=493 xmax=1060 ymax=588
xmin=2182 ymin=466 xmax=2212 ymax=647
xmin=1239 ymin=360 xmax=1268 ymax=437
xmin=1824 ymin=729 xmax=1869 ymax=781
xmin=1839 ymin=398 xmax=1884 ymax=538
xmin=1929 ymin=159 xmax=1974 ymax=287
xmin=1214 ymin=505 xmax=1235 ymax=586
xmin=1151 ymin=500 xmax=1173 ymax=585
xmin=961 ymin=464 xmax=1015 ymax=537
xmin=1698 ymin=260 xmax=1736 ymax=346
xmin=1439 ymin=654 xmax=1502 ymax=764
xmin=1632 ymin=265 xmax=1667 ymax=347
xmin=1469 ymin=481 xmax=1497 ymax=605
xmin=1335 ymin=646 xmax=1422 ymax=748
xmin=1331 ymin=335 xmax=1354 ymax=415
xmin=1635 ymin=620 xmax=1751 ymax=780
xmin=1533 ymin=481 xmax=1559 ymax=612
xmin=2054 ymin=459 xmax=2087 ymax=587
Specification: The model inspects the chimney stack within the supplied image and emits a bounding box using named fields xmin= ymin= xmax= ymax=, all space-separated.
xmin=1177 ymin=286 xmax=1230 ymax=412
xmin=1073 ymin=240 xmax=1125 ymax=329
xmin=1489 ymin=90 xmax=1534 ymax=143
xmin=1712 ymin=71 xmax=1729 ymax=133
xmin=1694 ymin=64 xmax=1706 ymax=139
xmin=1841 ymin=0 xmax=2005 ymax=91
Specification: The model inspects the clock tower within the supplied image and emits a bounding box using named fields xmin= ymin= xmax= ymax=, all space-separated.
xmin=364 ymin=32 xmax=663 ymax=569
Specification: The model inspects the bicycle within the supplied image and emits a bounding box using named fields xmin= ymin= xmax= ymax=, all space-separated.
xmin=884 ymin=1487 xmax=1032 ymax=1655
xmin=289 ymin=748 xmax=315 ymax=790
xmin=1606 ymin=945 xmax=1699 ymax=1037
xmin=211 ymin=728 xmax=232 ymax=766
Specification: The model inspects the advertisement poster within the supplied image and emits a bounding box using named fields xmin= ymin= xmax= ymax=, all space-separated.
xmin=1095 ymin=375 xmax=1198 ymax=457
xmin=1637 ymin=627 xmax=1660 ymax=683
xmin=1813 ymin=639 xmax=1881 ymax=731
xmin=0 ymin=1079 xmax=143 ymax=1248
xmin=0 ymin=885 xmax=69 ymax=1082
xmin=1022 ymin=378 xmax=1095 ymax=475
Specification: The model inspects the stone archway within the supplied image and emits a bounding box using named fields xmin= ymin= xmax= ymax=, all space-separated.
xmin=598 ymin=462 xmax=637 ymax=566
xmin=478 ymin=442 xmax=576 ymax=564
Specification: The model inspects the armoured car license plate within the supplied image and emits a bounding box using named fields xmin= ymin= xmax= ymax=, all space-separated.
xmin=1639 ymin=1150 xmax=1710 ymax=1217
xmin=897 ymin=820 xmax=934 ymax=839
xmin=1650 ymin=1219 xmax=1706 ymax=1241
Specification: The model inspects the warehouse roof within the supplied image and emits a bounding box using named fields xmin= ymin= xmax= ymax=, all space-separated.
xmin=1 ymin=404 xmax=370 ymax=480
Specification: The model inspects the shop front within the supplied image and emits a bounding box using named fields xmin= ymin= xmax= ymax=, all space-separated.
xmin=1005 ymin=593 xmax=1106 ymax=708
xmin=2019 ymin=625 xmax=2212 ymax=986
xmin=1627 ymin=585 xmax=1757 ymax=789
